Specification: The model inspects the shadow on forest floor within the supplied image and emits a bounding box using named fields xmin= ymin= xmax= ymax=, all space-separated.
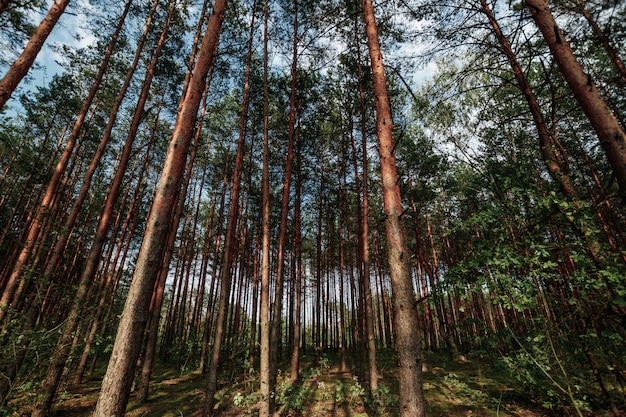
xmin=7 ymin=351 xmax=591 ymax=416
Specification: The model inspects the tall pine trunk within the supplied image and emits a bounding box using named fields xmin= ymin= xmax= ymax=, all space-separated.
xmin=361 ymin=0 xmax=426 ymax=414
xmin=31 ymin=2 xmax=176 ymax=413
xmin=92 ymin=0 xmax=227 ymax=414
xmin=201 ymin=2 xmax=255 ymax=414
xmin=525 ymin=0 xmax=626 ymax=199
xmin=289 ymin=137 xmax=303 ymax=381
xmin=258 ymin=0 xmax=272 ymax=414
xmin=268 ymin=0 xmax=298 ymax=406
xmin=0 ymin=0 xmax=131 ymax=324
xmin=137 ymin=95 xmax=207 ymax=402
xmin=0 ymin=0 xmax=71 ymax=108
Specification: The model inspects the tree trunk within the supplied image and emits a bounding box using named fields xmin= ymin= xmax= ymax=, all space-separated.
xmin=40 ymin=0 xmax=157 ymax=283
xmin=0 ymin=0 xmax=131 ymax=324
xmin=137 ymin=89 xmax=208 ymax=403
xmin=289 ymin=136 xmax=303 ymax=381
xmin=361 ymin=0 xmax=426 ymax=415
xmin=258 ymin=0 xmax=271 ymax=414
xmin=73 ymin=124 xmax=154 ymax=385
xmin=201 ymin=2 xmax=253 ymax=414
xmin=92 ymin=0 xmax=226 ymax=414
xmin=268 ymin=0 xmax=298 ymax=405
xmin=525 ymin=0 xmax=626 ymax=199
xmin=32 ymin=2 xmax=175 ymax=413
xmin=355 ymin=23 xmax=379 ymax=390
xmin=315 ymin=160 xmax=324 ymax=366
xmin=200 ymin=170 xmax=228 ymax=373
xmin=572 ymin=0 xmax=626 ymax=83
xmin=0 ymin=0 xmax=71 ymax=108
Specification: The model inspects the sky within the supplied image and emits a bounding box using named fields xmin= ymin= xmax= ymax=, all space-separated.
xmin=1 ymin=0 xmax=436 ymax=119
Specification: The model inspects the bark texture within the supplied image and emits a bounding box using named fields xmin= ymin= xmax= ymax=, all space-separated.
xmin=526 ymin=0 xmax=626 ymax=199
xmin=0 ymin=0 xmax=71 ymax=108
xmin=258 ymin=0 xmax=271 ymax=414
xmin=361 ymin=0 xmax=425 ymax=415
xmin=92 ymin=0 xmax=227 ymax=414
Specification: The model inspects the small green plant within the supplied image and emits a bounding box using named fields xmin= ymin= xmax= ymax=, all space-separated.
xmin=275 ymin=380 xmax=310 ymax=412
xmin=372 ymin=383 xmax=397 ymax=410
xmin=302 ymin=366 xmax=321 ymax=380
xmin=502 ymin=330 xmax=590 ymax=417
xmin=348 ymin=376 xmax=366 ymax=402
xmin=232 ymin=392 xmax=245 ymax=407
xmin=319 ymin=355 xmax=331 ymax=370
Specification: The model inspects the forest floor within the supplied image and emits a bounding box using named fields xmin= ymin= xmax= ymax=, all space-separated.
xmin=8 ymin=350 xmax=607 ymax=416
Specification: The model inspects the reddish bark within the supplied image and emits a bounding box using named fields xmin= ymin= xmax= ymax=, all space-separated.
xmin=41 ymin=0 xmax=156 ymax=282
xmin=92 ymin=0 xmax=227 ymax=414
xmin=572 ymin=0 xmax=626 ymax=83
xmin=269 ymin=0 xmax=298 ymax=404
xmin=526 ymin=0 xmax=626 ymax=199
xmin=0 ymin=0 xmax=71 ymax=108
xmin=32 ymin=3 xmax=175 ymax=413
xmin=355 ymin=17 xmax=379 ymax=391
xmin=0 ymin=0 xmax=130 ymax=323
xmin=258 ymin=1 xmax=271 ymax=415
xmin=289 ymin=137 xmax=303 ymax=381
xmin=362 ymin=0 xmax=426 ymax=414
xmin=202 ymin=1 xmax=254 ymax=413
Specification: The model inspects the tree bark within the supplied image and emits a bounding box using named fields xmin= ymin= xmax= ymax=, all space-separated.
xmin=137 ymin=90 xmax=207 ymax=403
xmin=355 ymin=22 xmax=379 ymax=391
xmin=525 ymin=0 xmax=626 ymax=199
xmin=40 ymin=0 xmax=156 ymax=283
xmin=201 ymin=2 xmax=253 ymax=413
xmin=0 ymin=0 xmax=71 ymax=108
xmin=361 ymin=0 xmax=426 ymax=415
xmin=268 ymin=0 xmax=298 ymax=405
xmin=289 ymin=136 xmax=303 ymax=381
xmin=32 ymin=2 xmax=175 ymax=413
xmin=258 ymin=0 xmax=271 ymax=414
xmin=92 ymin=0 xmax=226 ymax=414
xmin=571 ymin=0 xmax=626 ymax=83
xmin=73 ymin=122 xmax=154 ymax=385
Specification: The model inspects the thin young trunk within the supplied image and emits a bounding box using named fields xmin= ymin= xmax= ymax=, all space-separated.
xmin=361 ymin=0 xmax=425 ymax=415
xmin=0 ymin=0 xmax=71 ymax=108
xmin=337 ymin=160 xmax=348 ymax=372
xmin=258 ymin=1 xmax=271 ymax=415
xmin=525 ymin=0 xmax=626 ymax=199
xmin=92 ymin=0 xmax=226 ymax=414
xmin=73 ymin=128 xmax=154 ymax=385
xmin=192 ymin=188 xmax=217 ymax=347
xmin=200 ymin=171 xmax=228 ymax=373
xmin=202 ymin=2 xmax=253 ymax=413
xmin=248 ymin=224 xmax=261 ymax=370
xmin=289 ymin=138 xmax=303 ymax=381
xmin=571 ymin=0 xmax=626 ymax=83
xmin=315 ymin=161 xmax=324 ymax=366
xmin=268 ymin=0 xmax=298 ymax=404
xmin=41 ymin=0 xmax=159 ymax=282
xmin=344 ymin=100 xmax=366 ymax=380
xmin=355 ymin=31 xmax=379 ymax=391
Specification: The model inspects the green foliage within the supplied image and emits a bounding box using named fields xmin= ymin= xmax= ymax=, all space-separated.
xmin=275 ymin=378 xmax=310 ymax=412
xmin=371 ymin=383 xmax=398 ymax=414
xmin=498 ymin=329 xmax=592 ymax=414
